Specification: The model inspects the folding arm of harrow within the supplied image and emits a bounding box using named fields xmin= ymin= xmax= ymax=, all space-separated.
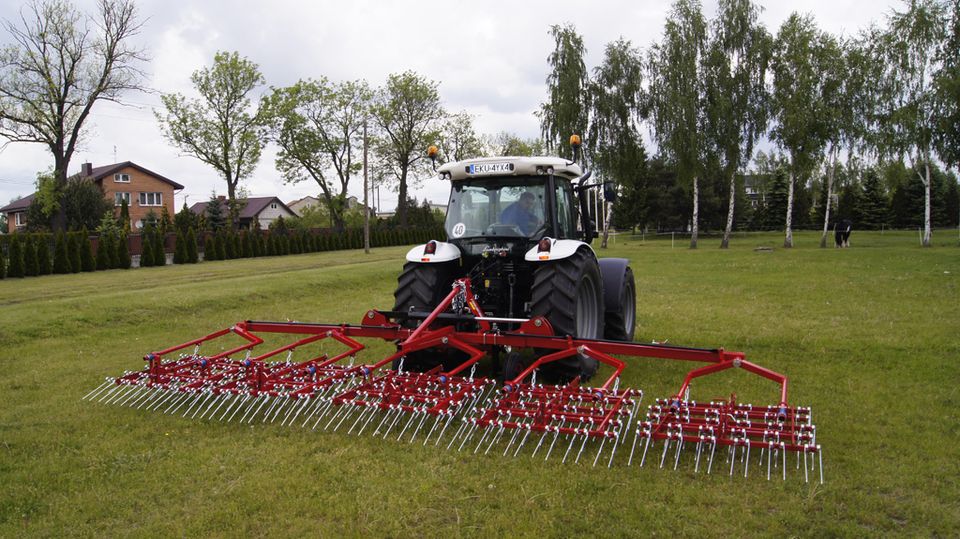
xmin=85 ymin=277 xmax=822 ymax=482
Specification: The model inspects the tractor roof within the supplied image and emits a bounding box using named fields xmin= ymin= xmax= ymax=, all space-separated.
xmin=437 ymin=156 xmax=583 ymax=182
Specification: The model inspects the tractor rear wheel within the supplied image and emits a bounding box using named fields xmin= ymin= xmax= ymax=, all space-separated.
xmin=391 ymin=261 xmax=462 ymax=372
xmin=530 ymin=247 xmax=604 ymax=380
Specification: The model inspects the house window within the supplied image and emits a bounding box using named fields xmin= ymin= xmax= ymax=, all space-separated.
xmin=271 ymin=203 xmax=277 ymax=209
xmin=15 ymin=212 xmax=25 ymax=226
xmin=114 ymin=192 xmax=131 ymax=206
xmin=139 ymin=192 xmax=162 ymax=206
xmin=114 ymin=173 xmax=130 ymax=183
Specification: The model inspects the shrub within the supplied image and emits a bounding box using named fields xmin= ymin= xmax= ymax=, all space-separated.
xmin=67 ymin=232 xmax=81 ymax=273
xmin=186 ymin=228 xmax=198 ymax=263
xmin=116 ymin=234 xmax=131 ymax=269
xmin=53 ymin=231 xmax=70 ymax=274
xmin=203 ymin=235 xmax=216 ymax=261
xmin=96 ymin=234 xmax=114 ymax=270
xmin=22 ymin=235 xmax=39 ymax=276
xmin=80 ymin=228 xmax=95 ymax=272
xmin=174 ymin=228 xmax=187 ymax=264
xmin=36 ymin=234 xmax=52 ymax=274
xmin=8 ymin=234 xmax=26 ymax=277
xmin=153 ymin=231 xmax=166 ymax=266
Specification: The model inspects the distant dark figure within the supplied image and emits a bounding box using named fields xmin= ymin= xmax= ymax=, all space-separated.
xmin=834 ymin=219 xmax=852 ymax=248
xmin=500 ymin=191 xmax=539 ymax=235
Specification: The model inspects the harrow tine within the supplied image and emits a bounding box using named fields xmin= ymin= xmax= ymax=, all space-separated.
xmin=83 ymin=380 xmax=113 ymax=401
xmin=607 ymin=432 xmax=621 ymax=468
xmin=513 ymin=427 xmax=532 ymax=457
xmin=163 ymin=392 xmax=189 ymax=414
xmin=544 ymin=429 xmax=561 ymax=461
xmin=574 ymin=432 xmax=589 ymax=465
xmin=227 ymin=394 xmax=252 ymax=422
xmin=592 ymin=435 xmax=607 ymax=467
xmin=531 ymin=429 xmax=550 ymax=458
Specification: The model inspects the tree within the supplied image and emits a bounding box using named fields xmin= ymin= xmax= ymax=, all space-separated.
xmin=702 ymin=0 xmax=772 ymax=248
xmin=370 ymin=71 xmax=444 ymax=227
xmin=156 ymin=51 xmax=270 ymax=223
xmin=96 ymin=231 xmax=114 ymax=270
xmin=115 ymin=232 xmax=130 ymax=269
xmin=486 ymin=132 xmax=545 ymax=156
xmin=53 ymin=231 xmax=70 ymax=273
xmin=118 ymin=197 xmax=130 ymax=231
xmin=23 ymin=234 xmax=39 ymax=276
xmin=587 ymin=38 xmax=647 ymax=248
xmin=36 ymin=234 xmax=51 ymax=274
xmin=186 ymin=227 xmax=198 ymax=263
xmin=439 ymin=111 xmax=484 ymax=163
xmin=79 ymin=227 xmax=95 ymax=271
xmin=174 ymin=202 xmax=196 ymax=234
xmin=267 ymin=78 xmax=372 ymax=232
xmin=875 ymin=0 xmax=949 ymax=246
xmin=7 ymin=234 xmax=25 ymax=277
xmin=933 ymin=1 xmax=960 ymax=170
xmin=770 ymin=13 xmax=833 ymax=247
xmin=0 ymin=0 xmax=145 ymax=230
xmin=67 ymin=232 xmax=81 ymax=272
xmin=204 ymin=194 xmax=227 ymax=231
xmin=63 ymin=178 xmax=112 ymax=231
xmin=859 ymin=168 xmax=890 ymax=228
xmin=648 ymin=0 xmax=708 ymax=248
xmin=539 ymin=24 xmax=589 ymax=160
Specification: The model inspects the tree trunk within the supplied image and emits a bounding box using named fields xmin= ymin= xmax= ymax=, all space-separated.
xmin=922 ymin=161 xmax=932 ymax=247
xmin=820 ymin=150 xmax=837 ymax=249
xmin=398 ymin=165 xmax=409 ymax=227
xmin=690 ymin=175 xmax=699 ymax=249
xmin=720 ymin=170 xmax=735 ymax=249
xmin=600 ymin=201 xmax=613 ymax=249
xmin=784 ymin=169 xmax=795 ymax=248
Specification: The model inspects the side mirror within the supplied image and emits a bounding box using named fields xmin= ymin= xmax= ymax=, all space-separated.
xmin=603 ymin=182 xmax=618 ymax=202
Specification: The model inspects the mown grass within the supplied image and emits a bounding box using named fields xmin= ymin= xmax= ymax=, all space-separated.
xmin=0 ymin=230 xmax=957 ymax=537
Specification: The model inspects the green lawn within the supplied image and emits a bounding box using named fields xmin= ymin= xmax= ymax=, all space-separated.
xmin=1 ymin=230 xmax=958 ymax=537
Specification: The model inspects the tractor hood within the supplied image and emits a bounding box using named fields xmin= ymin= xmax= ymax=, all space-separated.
xmin=437 ymin=156 xmax=582 ymax=182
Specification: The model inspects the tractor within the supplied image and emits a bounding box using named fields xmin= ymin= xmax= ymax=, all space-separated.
xmin=391 ymin=145 xmax=635 ymax=382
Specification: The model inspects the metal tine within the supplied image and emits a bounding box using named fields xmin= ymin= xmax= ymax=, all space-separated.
xmin=202 ymin=392 xmax=229 ymax=420
xmin=446 ymin=418 xmax=469 ymax=449
xmin=706 ymin=439 xmax=717 ymax=474
xmin=456 ymin=421 xmax=480 ymax=452
xmin=544 ymin=428 xmax=562 ymax=461
xmin=269 ymin=396 xmax=294 ymax=423
xmin=238 ymin=394 xmax=266 ymax=423
xmin=145 ymin=388 xmax=176 ymax=412
xmin=348 ymin=404 xmax=377 ymax=435
xmin=370 ymin=405 xmax=397 ymax=437
xmin=512 ymin=426 xmax=533 ymax=457
xmin=659 ymin=437 xmax=671 ymax=469
xmin=95 ymin=381 xmax=127 ymax=403
xmin=123 ymin=386 xmax=154 ymax=408
xmin=530 ymin=427 xmax=550 ymax=458
xmin=261 ymin=396 xmax=283 ymax=423
xmin=83 ymin=380 xmax=114 ymax=401
xmin=192 ymin=391 xmax=219 ymax=419
xmin=473 ymin=424 xmax=495 ymax=454
xmin=573 ymin=431 xmax=590 ymax=465
xmin=284 ymin=396 xmax=311 ymax=426
xmin=484 ymin=424 xmax=507 ymax=455
xmin=561 ymin=427 xmax=581 ymax=464
xmin=381 ymin=403 xmax=409 ymax=438
xmin=304 ymin=397 xmax=333 ymax=429
xmin=502 ymin=422 xmax=525 ymax=456
xmin=137 ymin=387 xmax=169 ymax=409
xmin=103 ymin=384 xmax=135 ymax=405
xmin=430 ymin=411 xmax=456 ymax=446
xmin=117 ymin=385 xmax=146 ymax=407
xmin=183 ymin=391 xmax=208 ymax=418
xmin=226 ymin=394 xmax=253 ymax=422
xmin=417 ymin=412 xmax=443 ymax=444
xmin=592 ymin=434 xmax=607 ymax=467
xmin=164 ymin=391 xmax=191 ymax=414
xmin=607 ymin=432 xmax=621 ymax=468
xmin=399 ymin=408 xmax=424 ymax=441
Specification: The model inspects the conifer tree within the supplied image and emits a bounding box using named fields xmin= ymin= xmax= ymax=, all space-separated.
xmin=215 ymin=232 xmax=227 ymax=260
xmin=186 ymin=228 xmax=199 ymax=263
xmin=67 ymin=232 xmax=81 ymax=273
xmin=23 ymin=234 xmax=39 ymax=276
xmin=53 ymin=231 xmax=71 ymax=274
xmin=139 ymin=231 xmax=155 ymax=267
xmin=97 ymin=234 xmax=113 ymax=270
xmin=203 ymin=235 xmax=216 ymax=261
xmin=153 ymin=228 xmax=166 ymax=266
xmin=80 ymin=228 xmax=96 ymax=271
xmin=116 ymin=234 xmax=131 ymax=269
xmin=119 ymin=198 xmax=131 ymax=232
xmin=223 ymin=231 xmax=236 ymax=259
xmin=36 ymin=235 xmax=51 ymax=275
xmin=0 ymin=248 xmax=5 ymax=279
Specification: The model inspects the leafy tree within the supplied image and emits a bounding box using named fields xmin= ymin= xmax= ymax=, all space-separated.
xmin=0 ymin=0 xmax=145 ymax=230
xmin=539 ymin=24 xmax=589 ymax=160
xmin=702 ymin=0 xmax=772 ymax=248
xmin=53 ymin=231 xmax=70 ymax=274
xmin=933 ymin=1 xmax=960 ymax=170
xmin=79 ymin=227 xmax=95 ymax=271
xmin=7 ymin=234 xmax=25 ymax=277
xmin=36 ymin=234 xmax=51 ymax=274
xmin=370 ymin=71 xmax=444 ymax=227
xmin=23 ymin=234 xmax=39 ymax=276
xmin=486 ymin=132 xmax=545 ymax=156
xmin=63 ymin=179 xmax=112 ymax=231
xmin=587 ymin=38 xmax=647 ymax=248
xmin=267 ymin=78 xmax=371 ymax=232
xmin=770 ymin=13 xmax=834 ymax=247
xmin=439 ymin=111 xmax=484 ymax=162
xmin=156 ymin=51 xmax=270 ymax=223
xmin=875 ymin=0 xmax=949 ymax=246
xmin=648 ymin=0 xmax=708 ymax=248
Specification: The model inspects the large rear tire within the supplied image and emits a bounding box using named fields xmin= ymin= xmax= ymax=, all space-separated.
xmin=530 ymin=248 xmax=604 ymax=380
xmin=392 ymin=262 xmax=461 ymax=372
xmin=603 ymin=266 xmax=636 ymax=341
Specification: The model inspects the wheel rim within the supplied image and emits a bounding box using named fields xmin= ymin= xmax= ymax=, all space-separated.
xmin=575 ymin=274 xmax=600 ymax=339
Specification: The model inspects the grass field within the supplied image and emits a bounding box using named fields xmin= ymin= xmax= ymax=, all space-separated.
xmin=1 ymin=230 xmax=958 ymax=537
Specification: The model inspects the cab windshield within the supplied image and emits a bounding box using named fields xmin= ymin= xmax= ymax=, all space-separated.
xmin=445 ymin=177 xmax=546 ymax=240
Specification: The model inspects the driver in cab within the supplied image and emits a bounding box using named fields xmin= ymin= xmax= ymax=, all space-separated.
xmin=500 ymin=191 xmax=540 ymax=235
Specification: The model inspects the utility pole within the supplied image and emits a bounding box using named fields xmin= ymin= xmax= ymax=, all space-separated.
xmin=363 ymin=119 xmax=370 ymax=254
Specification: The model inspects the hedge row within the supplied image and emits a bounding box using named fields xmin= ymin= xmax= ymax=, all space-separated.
xmin=0 ymin=225 xmax=445 ymax=278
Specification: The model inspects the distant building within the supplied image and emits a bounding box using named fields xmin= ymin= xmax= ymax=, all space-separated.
xmin=190 ymin=196 xmax=296 ymax=229
xmin=0 ymin=161 xmax=184 ymax=233
xmin=287 ymin=196 xmax=320 ymax=216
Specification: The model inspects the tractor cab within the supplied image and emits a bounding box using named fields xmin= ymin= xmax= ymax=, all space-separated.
xmin=438 ymin=157 xmax=584 ymax=255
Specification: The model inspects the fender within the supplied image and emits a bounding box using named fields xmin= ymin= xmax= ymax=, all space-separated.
xmin=598 ymin=258 xmax=630 ymax=314
xmin=405 ymin=241 xmax=462 ymax=263
xmin=524 ymin=238 xmax=594 ymax=262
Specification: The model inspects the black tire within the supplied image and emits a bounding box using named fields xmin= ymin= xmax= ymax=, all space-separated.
xmin=391 ymin=261 xmax=461 ymax=372
xmin=502 ymin=351 xmax=529 ymax=383
xmin=604 ymin=266 xmax=636 ymax=341
xmin=530 ymin=247 xmax=604 ymax=380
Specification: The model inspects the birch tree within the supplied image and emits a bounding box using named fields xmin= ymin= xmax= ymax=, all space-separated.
xmin=588 ymin=38 xmax=646 ymax=248
xmin=702 ymin=0 xmax=771 ymax=249
xmin=875 ymin=0 xmax=948 ymax=247
xmin=539 ymin=23 xmax=589 ymax=161
xmin=648 ymin=0 xmax=708 ymax=248
xmin=0 ymin=0 xmax=145 ymax=230
xmin=770 ymin=14 xmax=832 ymax=248
xmin=933 ymin=0 xmax=959 ymax=171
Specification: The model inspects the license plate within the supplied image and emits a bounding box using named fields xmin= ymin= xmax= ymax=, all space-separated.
xmin=467 ymin=162 xmax=514 ymax=175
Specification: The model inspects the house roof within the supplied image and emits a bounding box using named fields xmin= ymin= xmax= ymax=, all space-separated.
xmin=0 ymin=193 xmax=35 ymax=213
xmin=190 ymin=196 xmax=295 ymax=220
xmin=77 ymin=161 xmax=185 ymax=190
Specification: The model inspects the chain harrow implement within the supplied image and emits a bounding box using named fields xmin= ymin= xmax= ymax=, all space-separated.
xmin=84 ymin=278 xmax=822 ymax=482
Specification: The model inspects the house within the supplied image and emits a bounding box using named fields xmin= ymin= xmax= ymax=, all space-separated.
xmin=287 ymin=196 xmax=320 ymax=216
xmin=0 ymin=161 xmax=184 ymax=233
xmin=0 ymin=194 xmax=35 ymax=233
xmin=190 ymin=196 xmax=296 ymax=229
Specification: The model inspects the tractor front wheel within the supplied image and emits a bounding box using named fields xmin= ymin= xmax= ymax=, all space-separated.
xmin=392 ymin=261 xmax=461 ymax=372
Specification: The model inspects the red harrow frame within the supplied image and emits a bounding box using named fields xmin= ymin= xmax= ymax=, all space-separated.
xmin=85 ymin=278 xmax=822 ymax=482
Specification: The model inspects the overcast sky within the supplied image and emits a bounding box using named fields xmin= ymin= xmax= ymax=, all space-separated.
xmin=0 ymin=0 xmax=900 ymax=212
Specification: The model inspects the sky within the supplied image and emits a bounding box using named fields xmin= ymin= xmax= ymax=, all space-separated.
xmin=0 ymin=0 xmax=900 ymax=213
